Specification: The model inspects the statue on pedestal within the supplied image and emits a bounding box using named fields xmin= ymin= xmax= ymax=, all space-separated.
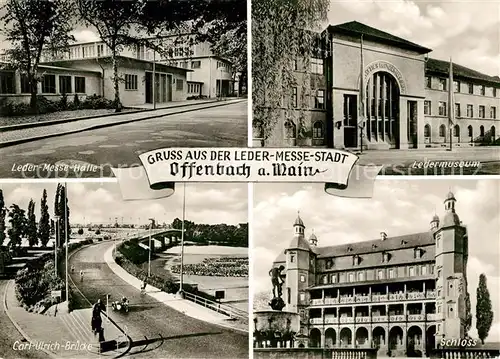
xmin=268 ymin=265 xmax=286 ymax=311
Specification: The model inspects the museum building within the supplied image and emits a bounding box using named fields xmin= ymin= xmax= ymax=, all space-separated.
xmin=255 ymin=21 xmax=500 ymax=149
xmin=272 ymin=192 xmax=468 ymax=357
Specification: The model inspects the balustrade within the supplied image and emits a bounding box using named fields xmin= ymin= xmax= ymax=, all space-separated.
xmin=325 ymin=297 xmax=339 ymax=305
xmin=325 ymin=317 xmax=338 ymax=324
xmin=407 ymin=314 xmax=425 ymax=321
xmin=309 ymin=317 xmax=323 ymax=324
xmin=389 ymin=315 xmax=405 ymax=321
xmin=340 ymin=296 xmax=355 ymax=304
xmin=426 ymin=313 xmax=438 ymax=321
xmin=372 ymin=315 xmax=388 ymax=322
xmin=355 ymin=316 xmax=370 ymax=323
xmin=311 ymin=298 xmax=324 ymax=306
xmin=355 ymin=295 xmax=371 ymax=303
xmin=408 ymin=292 xmax=426 ymax=300
xmin=340 ymin=316 xmax=355 ymax=324
xmin=427 ymin=291 xmax=436 ymax=298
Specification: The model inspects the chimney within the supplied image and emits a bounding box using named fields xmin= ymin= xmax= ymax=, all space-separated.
xmin=380 ymin=232 xmax=387 ymax=241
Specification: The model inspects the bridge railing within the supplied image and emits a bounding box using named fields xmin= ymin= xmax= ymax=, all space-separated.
xmin=430 ymin=348 xmax=500 ymax=358
xmin=182 ymin=291 xmax=248 ymax=322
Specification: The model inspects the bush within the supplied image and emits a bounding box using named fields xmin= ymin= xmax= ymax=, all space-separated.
xmin=118 ymin=241 xmax=149 ymax=265
xmin=58 ymin=92 xmax=68 ymax=111
xmin=77 ymin=228 xmax=84 ymax=235
xmin=95 ymin=229 xmax=101 ymax=235
xmin=81 ymin=94 xmax=114 ymax=110
xmin=73 ymin=94 xmax=81 ymax=108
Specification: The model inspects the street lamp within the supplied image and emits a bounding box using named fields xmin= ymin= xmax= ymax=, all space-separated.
xmin=148 ymin=218 xmax=154 ymax=277
xmin=54 ymin=215 xmax=60 ymax=276
xmin=177 ymin=183 xmax=186 ymax=297
xmin=64 ymin=184 xmax=69 ymax=302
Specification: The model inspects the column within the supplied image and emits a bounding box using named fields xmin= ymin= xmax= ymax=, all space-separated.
xmin=386 ymin=285 xmax=389 ymax=295
xmin=404 ymin=303 xmax=407 ymax=320
xmin=399 ymin=98 xmax=409 ymax=148
xmin=322 ymin=308 xmax=325 ymax=324
xmin=321 ymin=330 xmax=326 ymax=348
xmin=337 ymin=288 xmax=340 ymax=299
xmin=404 ymin=283 xmax=407 ymax=297
xmin=423 ymin=281 xmax=426 ymax=294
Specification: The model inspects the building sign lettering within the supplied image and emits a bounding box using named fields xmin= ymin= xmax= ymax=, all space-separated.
xmin=363 ymin=61 xmax=407 ymax=94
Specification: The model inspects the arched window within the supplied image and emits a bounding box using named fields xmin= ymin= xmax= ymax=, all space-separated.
xmin=480 ymin=125 xmax=485 ymax=137
xmin=468 ymin=125 xmax=473 ymax=137
xmin=439 ymin=124 xmax=446 ymax=137
xmin=424 ymin=124 xmax=431 ymax=137
xmin=454 ymin=125 xmax=460 ymax=137
xmin=284 ymin=119 xmax=296 ymax=139
xmin=313 ymin=121 xmax=324 ymax=139
xmin=491 ymin=126 xmax=496 ymax=140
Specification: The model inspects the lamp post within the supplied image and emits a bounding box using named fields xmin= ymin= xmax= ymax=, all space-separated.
xmin=64 ymin=184 xmax=69 ymax=302
xmin=153 ymin=49 xmax=156 ymax=110
xmin=177 ymin=183 xmax=186 ymax=297
xmin=148 ymin=218 xmax=154 ymax=277
xmin=54 ymin=215 xmax=60 ymax=276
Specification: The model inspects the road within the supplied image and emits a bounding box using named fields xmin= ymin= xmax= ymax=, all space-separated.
xmin=68 ymin=241 xmax=248 ymax=359
xmin=0 ymin=100 xmax=247 ymax=179
xmin=0 ymin=281 xmax=47 ymax=359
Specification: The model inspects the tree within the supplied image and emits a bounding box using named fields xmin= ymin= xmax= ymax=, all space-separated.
xmin=50 ymin=219 xmax=55 ymax=236
xmin=476 ymin=273 xmax=493 ymax=344
xmin=252 ymin=0 xmax=329 ymax=144
xmin=54 ymin=184 xmax=61 ymax=247
xmin=55 ymin=184 xmax=70 ymax=247
xmin=0 ymin=0 xmax=74 ymax=110
xmin=26 ymin=199 xmax=38 ymax=247
xmin=7 ymin=204 xmax=27 ymax=247
xmin=0 ymin=190 xmax=6 ymax=246
xmin=38 ymin=189 xmax=50 ymax=247
xmin=465 ymin=279 xmax=472 ymax=335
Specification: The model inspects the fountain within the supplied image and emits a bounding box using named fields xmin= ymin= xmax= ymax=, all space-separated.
xmin=253 ymin=265 xmax=303 ymax=349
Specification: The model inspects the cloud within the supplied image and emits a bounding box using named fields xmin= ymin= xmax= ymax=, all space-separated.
xmin=327 ymin=0 xmax=500 ymax=76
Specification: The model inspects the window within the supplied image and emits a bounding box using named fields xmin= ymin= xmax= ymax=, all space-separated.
xmin=285 ymin=120 xmax=296 ymax=139
xmin=300 ymin=292 xmax=306 ymax=301
xmin=425 ymin=76 xmax=431 ymax=88
xmin=290 ymin=254 xmax=295 ymax=263
xmin=377 ymin=270 xmax=384 ymax=279
xmin=480 ymin=85 xmax=485 ymax=96
xmin=311 ymin=58 xmax=323 ymax=74
xmin=97 ymin=44 xmax=104 ymax=57
xmin=331 ymin=274 xmax=337 ymax=283
xmin=293 ymin=59 xmax=298 ymax=71
xmin=454 ymin=103 xmax=460 ymax=117
xmin=491 ymin=107 xmax=497 ymax=119
xmin=409 ymin=267 xmax=415 ymax=277
xmin=287 ymin=288 xmax=291 ymax=304
xmin=438 ymin=101 xmax=447 ymax=116
xmin=467 ymin=104 xmax=473 ymax=118
xmin=414 ymin=248 xmax=422 ymax=259
xmin=424 ymin=124 xmax=431 ymax=137
xmin=424 ymin=100 xmax=431 ymax=115
xmin=468 ymin=125 xmax=473 ymax=137
xmin=358 ymin=272 xmax=364 ymax=281
xmin=20 ymin=74 xmax=30 ymax=94
xmin=300 ymin=274 xmax=306 ymax=283
xmin=41 ymin=74 xmax=56 ymax=94
xmin=480 ymin=125 xmax=485 ymax=137
xmin=439 ymin=125 xmax=446 ymax=137
xmin=58 ymin=75 xmax=71 ymax=94
xmin=313 ymin=121 xmax=324 ymax=138
xmin=439 ymin=78 xmax=446 ymax=91
xmin=438 ymin=306 xmax=441 ymax=313
xmin=291 ymin=87 xmax=297 ymax=107
xmin=348 ymin=273 xmax=354 ymax=282
xmin=468 ymin=83 xmax=474 ymax=94
xmin=176 ymin=78 xmax=184 ymax=91
xmin=422 ymin=266 xmax=427 ymax=275
xmin=479 ymin=105 xmax=485 ymax=118
xmin=389 ymin=269 xmax=395 ymax=279
xmin=325 ymin=259 xmax=333 ymax=269
xmin=454 ymin=80 xmax=460 ymax=92
xmin=314 ymin=89 xmax=325 ymax=109
xmin=493 ymin=88 xmax=497 ymax=97
xmin=322 ymin=275 xmax=328 ymax=284
xmin=437 ymin=270 xmax=441 ymax=277
xmin=454 ymin=125 xmax=460 ymax=137
xmin=75 ymin=77 xmax=85 ymax=93
xmin=191 ymin=60 xmax=201 ymax=69
xmin=125 ymin=74 xmax=138 ymax=90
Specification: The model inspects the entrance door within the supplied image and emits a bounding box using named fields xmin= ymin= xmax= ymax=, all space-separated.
xmin=145 ymin=72 xmax=152 ymax=104
xmin=408 ymin=101 xmax=418 ymax=148
xmin=343 ymin=94 xmax=358 ymax=148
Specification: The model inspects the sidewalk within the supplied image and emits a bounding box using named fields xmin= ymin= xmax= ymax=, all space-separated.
xmin=104 ymin=246 xmax=248 ymax=333
xmin=0 ymin=98 xmax=245 ymax=148
xmin=3 ymin=280 xmax=129 ymax=358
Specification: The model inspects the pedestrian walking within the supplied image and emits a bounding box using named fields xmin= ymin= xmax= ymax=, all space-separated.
xmin=80 ymin=270 xmax=84 ymax=282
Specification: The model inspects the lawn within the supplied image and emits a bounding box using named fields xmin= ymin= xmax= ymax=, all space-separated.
xmin=0 ymin=108 xmax=137 ymax=127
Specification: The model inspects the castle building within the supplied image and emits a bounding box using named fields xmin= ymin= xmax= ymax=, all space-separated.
xmin=272 ymin=192 xmax=468 ymax=357
xmin=255 ymin=21 xmax=500 ymax=149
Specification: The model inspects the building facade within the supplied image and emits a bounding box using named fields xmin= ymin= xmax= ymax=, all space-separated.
xmin=272 ymin=192 xmax=468 ymax=357
xmin=256 ymin=21 xmax=500 ymax=149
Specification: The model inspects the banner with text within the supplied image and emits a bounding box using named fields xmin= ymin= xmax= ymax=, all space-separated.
xmin=111 ymin=148 xmax=382 ymax=200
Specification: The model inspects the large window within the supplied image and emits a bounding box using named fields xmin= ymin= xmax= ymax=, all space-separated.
xmin=491 ymin=106 xmax=497 ymax=119
xmin=176 ymin=78 xmax=184 ymax=91
xmin=479 ymin=105 xmax=485 ymax=118
xmin=313 ymin=121 xmax=323 ymax=138
xmin=41 ymin=74 xmax=56 ymax=94
xmin=480 ymin=85 xmax=485 ymax=96
xmin=59 ymin=75 xmax=71 ymax=94
xmin=454 ymin=80 xmax=460 ymax=92
xmin=314 ymin=89 xmax=325 ymax=109
xmin=75 ymin=77 xmax=85 ymax=93
xmin=467 ymin=104 xmax=473 ymax=117
xmin=0 ymin=72 xmax=15 ymax=94
xmin=438 ymin=78 xmax=446 ymax=91
xmin=20 ymin=74 xmax=30 ymax=94
xmin=454 ymin=103 xmax=461 ymax=117
xmin=125 ymin=74 xmax=138 ymax=90
xmin=389 ymin=269 xmax=395 ymax=279
xmin=310 ymin=58 xmax=323 ymax=74
xmin=468 ymin=125 xmax=473 ymax=138
xmin=424 ymin=124 xmax=431 ymax=137
xmin=191 ymin=60 xmax=201 ymax=69
xmin=439 ymin=124 xmax=446 ymax=137
xmin=438 ymin=101 xmax=447 ymax=116
xmin=424 ymin=100 xmax=431 ymax=115
xmin=468 ymin=83 xmax=474 ymax=94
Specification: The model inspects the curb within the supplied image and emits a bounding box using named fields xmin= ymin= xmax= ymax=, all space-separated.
xmin=2 ymin=279 xmax=59 ymax=359
xmin=67 ymin=241 xmax=133 ymax=358
xmin=0 ymin=99 xmax=245 ymax=148
xmin=104 ymin=245 xmax=249 ymax=334
xmin=0 ymin=98 xmax=227 ymax=132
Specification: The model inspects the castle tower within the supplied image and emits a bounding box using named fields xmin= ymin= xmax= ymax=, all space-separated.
xmin=309 ymin=230 xmax=318 ymax=247
xmin=283 ymin=213 xmax=315 ymax=334
xmin=430 ymin=213 xmax=440 ymax=232
xmin=434 ymin=192 xmax=468 ymax=343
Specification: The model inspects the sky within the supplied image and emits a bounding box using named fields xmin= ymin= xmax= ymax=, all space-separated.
xmin=0 ymin=181 xmax=248 ymax=227
xmin=324 ymin=0 xmax=500 ymax=77
xmin=252 ymin=179 xmax=500 ymax=341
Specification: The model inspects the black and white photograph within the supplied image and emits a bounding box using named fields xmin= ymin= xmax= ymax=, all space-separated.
xmin=252 ymin=180 xmax=500 ymax=358
xmin=0 ymin=0 xmax=247 ymax=179
xmin=0 ymin=181 xmax=248 ymax=358
xmin=252 ymin=0 xmax=500 ymax=175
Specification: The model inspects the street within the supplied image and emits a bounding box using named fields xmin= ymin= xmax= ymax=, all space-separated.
xmin=0 ymin=100 xmax=247 ymax=179
xmin=68 ymin=241 xmax=248 ymax=358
